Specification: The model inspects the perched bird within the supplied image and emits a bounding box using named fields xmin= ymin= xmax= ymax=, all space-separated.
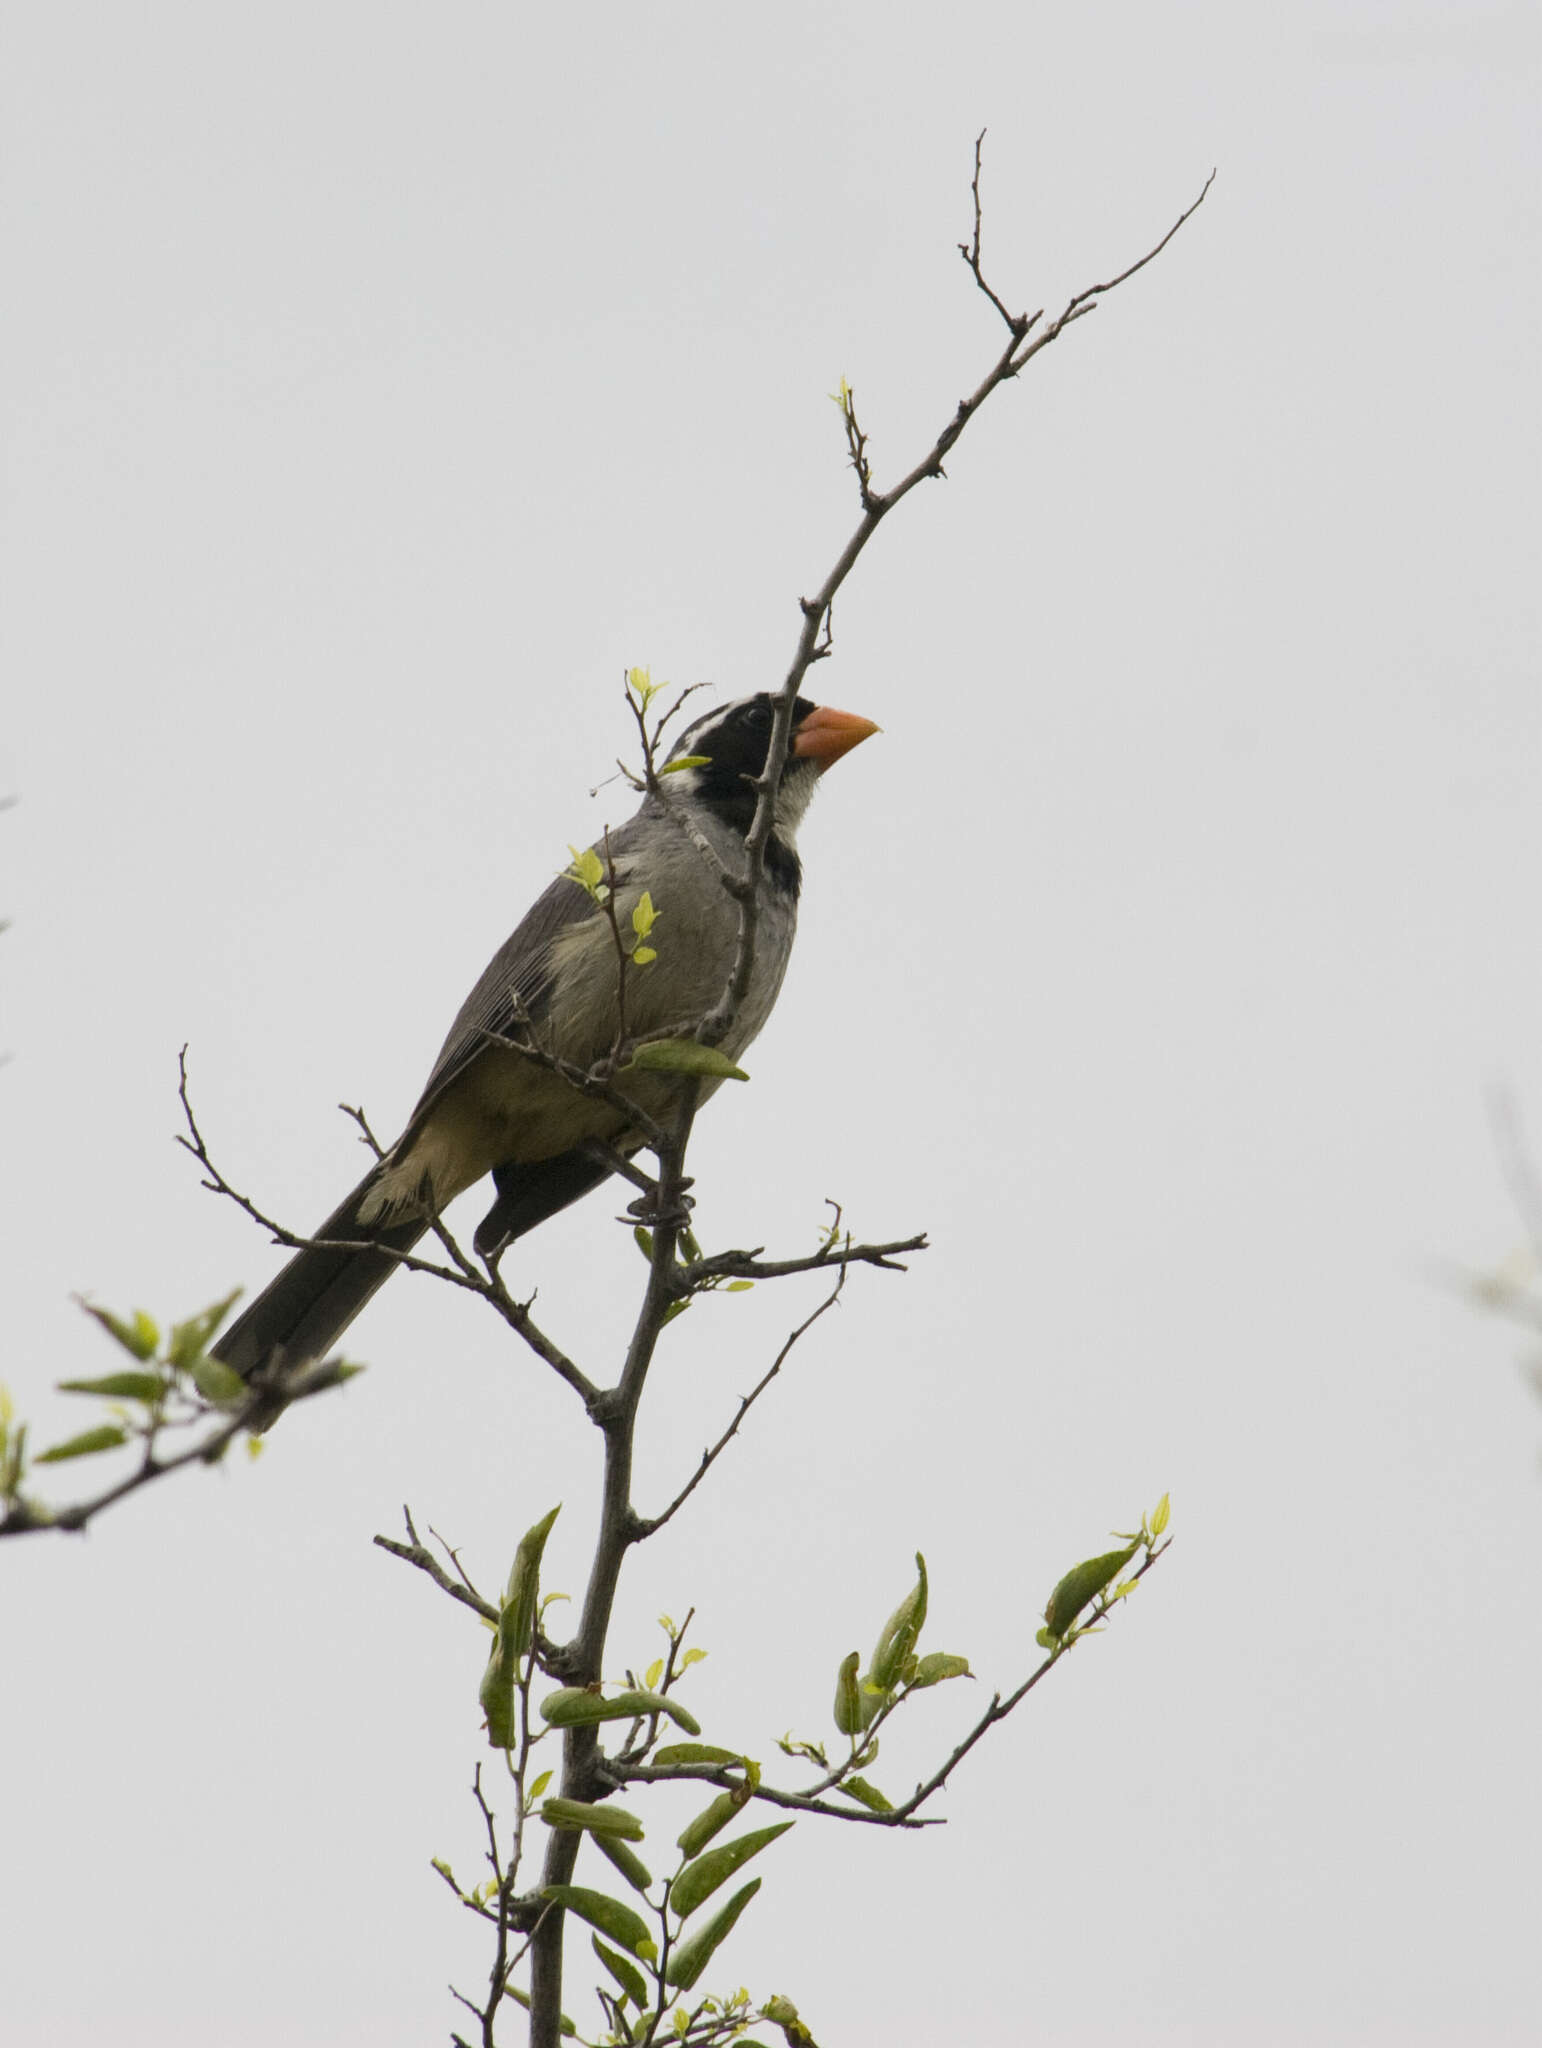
xmin=213 ymin=692 xmax=878 ymax=1414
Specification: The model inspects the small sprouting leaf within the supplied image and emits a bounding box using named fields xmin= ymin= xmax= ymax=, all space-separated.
xmin=527 ymin=1770 xmax=553 ymax=1801
xmin=627 ymin=665 xmax=659 ymax=709
xmin=166 ymin=1290 xmax=243 ymax=1369
xmin=540 ymin=1798 xmax=645 ymax=1841
xmin=909 ymin=1652 xmax=972 ymax=1689
xmin=593 ymin=1831 xmax=654 ymax=1896
xmin=1151 ymin=1492 xmax=1171 ymax=1537
xmin=632 ymin=892 xmax=658 ymax=940
xmin=563 ymin=845 xmax=608 ymax=901
xmin=632 ymin=946 xmax=657 ymax=966
xmin=593 ymin=1933 xmax=648 ymax=2009
xmin=1042 ymin=1541 xmax=1140 ymax=1640
xmin=672 ymin=1822 xmax=794 ymax=1920
xmin=775 ymin=1733 xmax=828 ymax=1765
xmin=542 ymin=1885 xmax=654 ymax=1960
xmin=56 ymin=1372 xmax=165 ymax=1403
xmin=836 ymin=1776 xmax=893 ymax=1814
xmin=35 ymin=1424 xmax=129 ymax=1464
xmin=80 ymin=1303 xmax=160 ymax=1361
xmin=665 ymin=1879 xmax=762 ymax=1990
xmin=188 ymin=1354 xmax=248 ymax=1405
xmin=724 ymin=1279 xmax=754 ymax=1292
xmin=623 ymin=1039 xmax=748 ymax=1083
xmin=644 ymin=1658 xmax=664 ymax=1691
xmin=634 ymin=1225 xmax=654 ymax=1258
xmin=659 ymin=753 xmax=710 ymax=775
xmin=679 ymin=1647 xmax=708 ymax=1670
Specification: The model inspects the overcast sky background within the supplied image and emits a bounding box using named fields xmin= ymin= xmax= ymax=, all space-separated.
xmin=4 ymin=5 xmax=1540 ymax=2044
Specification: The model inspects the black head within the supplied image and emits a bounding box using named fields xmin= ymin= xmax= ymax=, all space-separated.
xmin=663 ymin=693 xmax=818 ymax=824
xmin=658 ymin=693 xmax=878 ymax=894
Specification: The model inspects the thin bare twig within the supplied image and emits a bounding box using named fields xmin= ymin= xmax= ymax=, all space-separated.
xmin=633 ymin=1270 xmax=849 ymax=1538
xmin=679 ymin=1232 xmax=928 ymax=1288
xmin=0 ymin=1401 xmax=250 ymax=1539
xmin=183 ymin=1056 xmax=600 ymax=1409
xmin=374 ymin=1507 xmax=500 ymax=1625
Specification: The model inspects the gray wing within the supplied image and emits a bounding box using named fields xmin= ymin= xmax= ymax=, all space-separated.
xmin=407 ymin=809 xmax=652 ymax=1119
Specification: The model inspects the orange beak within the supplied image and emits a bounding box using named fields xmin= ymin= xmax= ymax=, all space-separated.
xmin=791 ymin=704 xmax=881 ymax=771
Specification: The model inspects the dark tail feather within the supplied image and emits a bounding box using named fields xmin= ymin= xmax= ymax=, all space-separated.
xmin=213 ymin=1171 xmax=427 ymax=1425
xmin=474 ymin=1146 xmax=624 ymax=1260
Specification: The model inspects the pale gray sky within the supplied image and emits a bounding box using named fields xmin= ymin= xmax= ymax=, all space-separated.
xmin=4 ymin=4 xmax=1540 ymax=2044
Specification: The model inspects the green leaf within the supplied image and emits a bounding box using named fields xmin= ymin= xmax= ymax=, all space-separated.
xmin=654 ymin=1743 xmax=744 ymax=1770
xmin=527 ymin=1770 xmax=553 ymax=1801
xmin=593 ymin=1933 xmax=649 ymax=2009
xmin=672 ymin=1822 xmax=793 ymax=1920
xmin=665 ymin=1878 xmax=761 ymax=1989
xmin=1042 ymin=1541 xmax=1140 ymax=1639
xmin=659 ymin=753 xmax=710 ymax=775
xmin=631 ymin=946 xmax=657 ymax=966
xmin=1151 ymin=1491 xmax=1171 ymax=1537
xmin=623 ymin=1040 xmax=748 ymax=1083
xmin=832 ymin=1651 xmax=865 ymax=1736
xmin=836 ymin=1776 xmax=893 ymax=1814
xmin=540 ymin=1798 xmax=645 ymax=1840
xmin=35 ymin=1424 xmax=129 ymax=1463
xmin=909 ymin=1652 xmax=972 ymax=1689
xmin=56 ymin=1372 xmax=165 ymax=1403
xmin=502 ymin=1982 xmax=577 ymax=2035
xmin=593 ymin=1830 xmax=653 ymax=1896
xmin=541 ymin=1885 xmax=655 ymax=1960
xmin=481 ymin=1504 xmax=562 ymax=1745
xmin=632 ymin=891 xmax=658 ymax=939
xmin=563 ymin=845 xmax=608 ymax=900
xmin=676 ymin=1788 xmax=749 ymax=1861
xmin=81 ymin=1303 xmax=160 ymax=1361
xmin=166 ymin=1290 xmax=243 ymax=1369
xmin=188 ymin=1354 xmax=248 ymax=1405
xmin=540 ymin=1688 xmax=700 ymax=1735
xmin=868 ymin=1553 xmax=928 ymax=1693
xmin=503 ymin=1505 xmax=562 ymax=1650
